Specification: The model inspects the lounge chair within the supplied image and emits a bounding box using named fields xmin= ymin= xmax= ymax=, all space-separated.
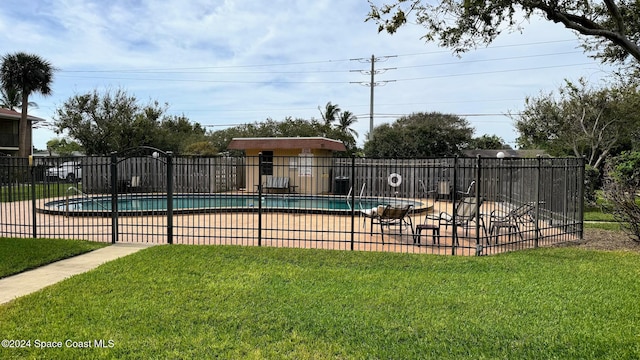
xmin=129 ymin=175 xmax=143 ymax=192
xmin=365 ymin=204 xmax=414 ymax=244
xmin=457 ymin=181 xmax=475 ymax=197
xmin=438 ymin=197 xmax=486 ymax=244
xmin=488 ymin=202 xmax=540 ymax=243
xmin=131 ymin=176 xmax=141 ymax=188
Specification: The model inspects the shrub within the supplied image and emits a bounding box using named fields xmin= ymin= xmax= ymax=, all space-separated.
xmin=584 ymin=164 xmax=600 ymax=207
xmin=602 ymin=151 xmax=640 ymax=242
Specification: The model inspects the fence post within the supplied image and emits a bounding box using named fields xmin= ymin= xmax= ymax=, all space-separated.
xmin=350 ymin=155 xmax=355 ymax=251
xmin=475 ymin=155 xmax=482 ymax=255
xmin=452 ymin=156 xmax=458 ymax=255
xmin=30 ymin=156 xmax=37 ymax=238
xmin=578 ymin=157 xmax=585 ymax=240
xmin=111 ymin=152 xmax=118 ymax=244
xmin=534 ymin=156 xmax=541 ymax=248
xmin=258 ymin=152 xmax=263 ymax=247
xmin=167 ymin=152 xmax=173 ymax=245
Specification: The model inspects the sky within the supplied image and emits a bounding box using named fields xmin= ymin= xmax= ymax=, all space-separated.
xmin=0 ymin=0 xmax=616 ymax=151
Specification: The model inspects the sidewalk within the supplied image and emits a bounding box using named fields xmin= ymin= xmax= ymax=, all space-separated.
xmin=0 ymin=243 xmax=155 ymax=305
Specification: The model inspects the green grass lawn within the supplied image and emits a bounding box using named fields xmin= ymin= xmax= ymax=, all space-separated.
xmin=0 ymin=245 xmax=638 ymax=359
xmin=584 ymin=209 xmax=617 ymax=222
xmin=584 ymin=199 xmax=623 ymax=230
xmin=584 ymin=221 xmax=622 ymax=231
xmin=0 ymin=238 xmax=108 ymax=278
xmin=0 ymin=182 xmax=82 ymax=202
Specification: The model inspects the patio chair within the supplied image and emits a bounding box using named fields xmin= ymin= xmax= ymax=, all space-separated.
xmin=457 ymin=180 xmax=475 ymax=197
xmin=368 ymin=204 xmax=414 ymax=244
xmin=438 ymin=197 xmax=486 ymax=245
xmin=488 ymin=202 xmax=540 ymax=244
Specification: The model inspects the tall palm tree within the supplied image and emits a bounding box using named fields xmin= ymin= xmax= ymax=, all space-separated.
xmin=318 ymin=101 xmax=341 ymax=127
xmin=0 ymin=52 xmax=54 ymax=157
xmin=337 ymin=110 xmax=358 ymax=138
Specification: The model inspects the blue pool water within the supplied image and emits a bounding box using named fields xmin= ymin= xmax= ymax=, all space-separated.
xmin=41 ymin=194 xmax=424 ymax=216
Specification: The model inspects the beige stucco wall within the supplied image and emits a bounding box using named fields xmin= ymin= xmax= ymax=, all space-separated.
xmin=243 ymin=148 xmax=335 ymax=195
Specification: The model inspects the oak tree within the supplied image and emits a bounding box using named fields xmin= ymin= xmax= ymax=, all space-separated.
xmin=367 ymin=0 xmax=640 ymax=68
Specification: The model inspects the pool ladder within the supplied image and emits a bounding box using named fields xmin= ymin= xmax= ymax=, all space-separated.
xmin=345 ymin=183 xmax=366 ymax=209
xmin=65 ymin=186 xmax=108 ymax=216
xmin=346 ymin=184 xmax=367 ymax=228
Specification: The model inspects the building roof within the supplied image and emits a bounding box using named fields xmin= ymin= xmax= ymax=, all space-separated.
xmin=0 ymin=108 xmax=46 ymax=123
xmin=227 ymin=137 xmax=347 ymax=152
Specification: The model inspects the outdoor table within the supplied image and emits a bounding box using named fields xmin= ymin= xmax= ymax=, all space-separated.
xmin=414 ymin=223 xmax=440 ymax=245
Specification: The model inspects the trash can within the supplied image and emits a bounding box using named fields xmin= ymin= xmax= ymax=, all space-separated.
xmin=334 ymin=176 xmax=349 ymax=195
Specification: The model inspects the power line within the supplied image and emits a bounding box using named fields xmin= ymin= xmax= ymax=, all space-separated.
xmin=61 ymin=68 xmax=351 ymax=75
xmin=370 ymin=113 xmax=517 ymax=118
xmin=394 ymin=51 xmax=583 ymax=70
xmin=56 ymin=60 xmax=598 ymax=85
xmin=198 ymin=112 xmax=520 ymax=129
xmin=202 ymin=123 xmax=248 ymax=127
xmin=55 ymin=74 xmax=348 ymax=84
xmin=32 ymin=97 xmax=527 ymax=114
xmin=392 ymin=38 xmax=581 ymax=58
xmin=56 ymin=39 xmax=584 ymax=77
xmin=60 ymin=58 xmax=353 ymax=73
xmin=394 ymin=62 xmax=595 ymax=81
xmin=56 ymin=39 xmax=582 ymax=74
xmin=42 ymin=40 xmax=599 ymax=138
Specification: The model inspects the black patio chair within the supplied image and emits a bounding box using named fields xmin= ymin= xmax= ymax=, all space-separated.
xmin=367 ymin=204 xmax=414 ymax=245
xmin=457 ymin=180 xmax=475 ymax=197
xmin=438 ymin=197 xmax=486 ymax=245
xmin=488 ymin=202 xmax=540 ymax=244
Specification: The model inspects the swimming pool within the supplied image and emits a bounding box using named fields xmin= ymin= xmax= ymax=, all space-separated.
xmin=40 ymin=194 xmax=426 ymax=216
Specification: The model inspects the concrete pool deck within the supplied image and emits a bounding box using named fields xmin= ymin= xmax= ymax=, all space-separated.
xmin=1 ymin=196 xmax=580 ymax=256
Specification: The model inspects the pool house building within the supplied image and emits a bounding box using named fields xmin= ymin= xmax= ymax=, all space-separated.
xmin=227 ymin=137 xmax=347 ymax=195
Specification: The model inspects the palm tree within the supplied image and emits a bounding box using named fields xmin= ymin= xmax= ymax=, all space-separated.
xmin=0 ymin=52 xmax=54 ymax=157
xmin=0 ymin=86 xmax=20 ymax=110
xmin=0 ymin=85 xmax=39 ymax=111
xmin=318 ymin=101 xmax=341 ymax=127
xmin=337 ymin=110 xmax=358 ymax=138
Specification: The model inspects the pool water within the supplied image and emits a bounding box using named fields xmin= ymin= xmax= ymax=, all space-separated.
xmin=42 ymin=194 xmax=423 ymax=216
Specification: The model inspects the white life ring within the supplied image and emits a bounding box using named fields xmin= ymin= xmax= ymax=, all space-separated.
xmin=388 ymin=173 xmax=402 ymax=187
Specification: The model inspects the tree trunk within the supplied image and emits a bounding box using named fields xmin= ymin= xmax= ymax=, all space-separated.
xmin=18 ymin=92 xmax=30 ymax=157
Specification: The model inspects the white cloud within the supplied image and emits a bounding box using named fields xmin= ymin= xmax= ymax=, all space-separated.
xmin=0 ymin=0 xmax=616 ymax=150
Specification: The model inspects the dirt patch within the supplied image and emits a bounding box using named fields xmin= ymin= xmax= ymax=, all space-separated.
xmin=554 ymin=228 xmax=640 ymax=252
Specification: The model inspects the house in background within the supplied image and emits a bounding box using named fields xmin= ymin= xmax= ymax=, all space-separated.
xmin=227 ymin=137 xmax=347 ymax=195
xmin=0 ymin=108 xmax=46 ymax=156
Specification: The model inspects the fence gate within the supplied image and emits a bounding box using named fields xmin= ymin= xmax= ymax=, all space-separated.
xmin=108 ymin=147 xmax=173 ymax=244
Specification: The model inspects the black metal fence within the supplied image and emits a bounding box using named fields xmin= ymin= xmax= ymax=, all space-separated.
xmin=0 ymin=151 xmax=584 ymax=256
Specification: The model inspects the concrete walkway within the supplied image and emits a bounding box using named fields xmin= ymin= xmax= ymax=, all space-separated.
xmin=0 ymin=243 xmax=155 ymax=305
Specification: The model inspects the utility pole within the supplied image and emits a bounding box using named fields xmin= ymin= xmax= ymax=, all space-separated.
xmin=350 ymin=54 xmax=396 ymax=140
